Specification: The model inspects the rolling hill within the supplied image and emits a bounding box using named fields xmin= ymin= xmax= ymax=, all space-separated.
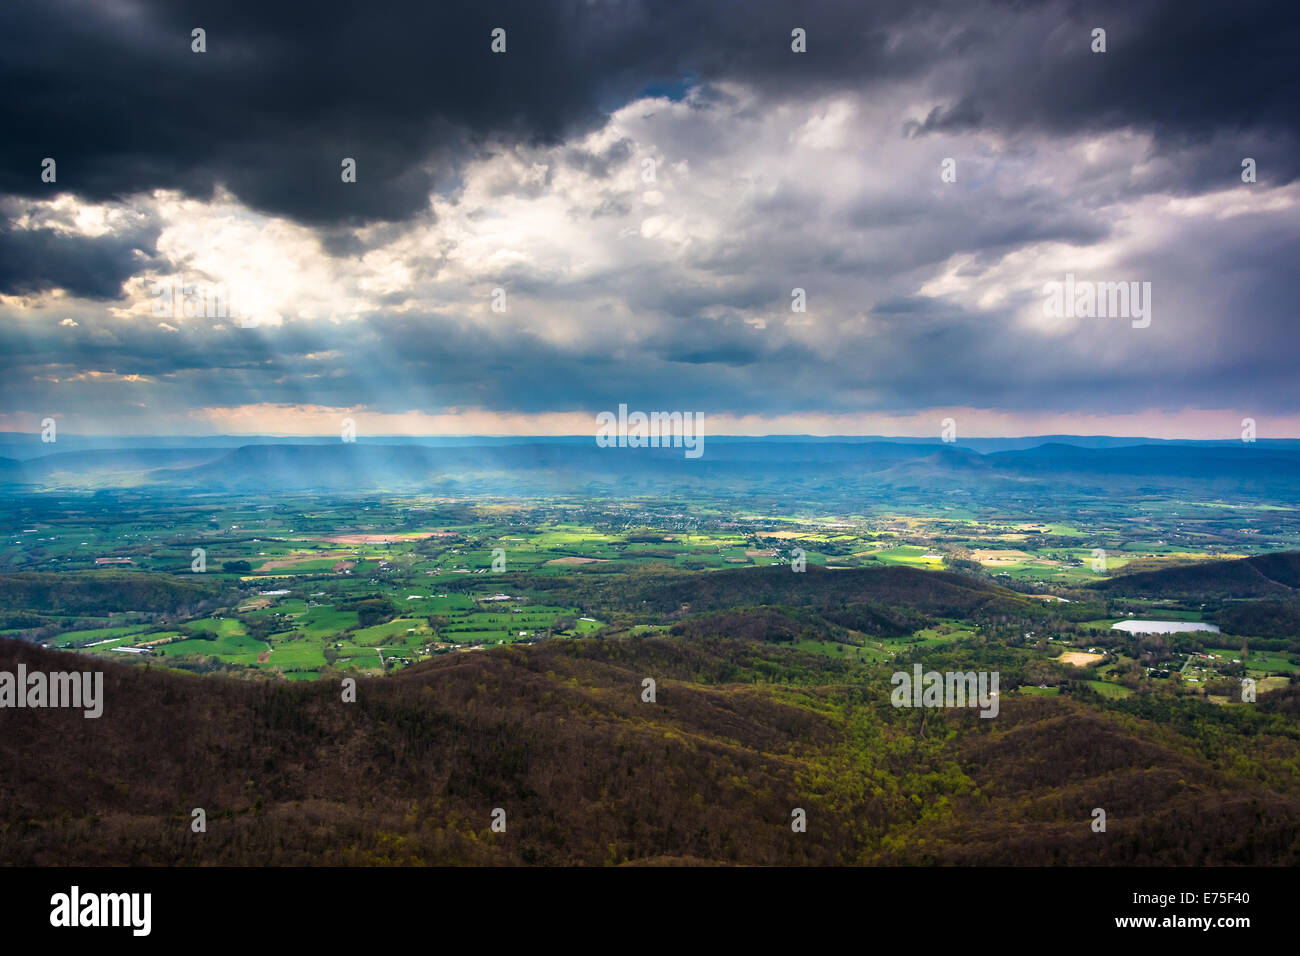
xmin=1090 ymin=552 xmax=1300 ymax=599
xmin=2 ymin=633 xmax=1296 ymax=865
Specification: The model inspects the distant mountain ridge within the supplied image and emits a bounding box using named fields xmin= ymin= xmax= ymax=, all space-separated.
xmin=1 ymin=437 xmax=1297 ymax=499
xmin=3 ymin=431 xmax=1300 ymax=461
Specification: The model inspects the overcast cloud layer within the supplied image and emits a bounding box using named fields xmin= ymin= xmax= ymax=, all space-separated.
xmin=2 ymin=0 xmax=1298 ymax=437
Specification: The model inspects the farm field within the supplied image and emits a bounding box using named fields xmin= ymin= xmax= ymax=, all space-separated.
xmin=0 ymin=491 xmax=1296 ymax=698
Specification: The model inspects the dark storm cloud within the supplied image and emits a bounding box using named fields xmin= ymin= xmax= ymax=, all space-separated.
xmin=938 ymin=0 xmax=1300 ymax=188
xmin=2 ymin=0 xmax=1298 ymax=436
xmin=3 ymin=0 xmax=1296 ymax=231
xmin=0 ymin=221 xmax=158 ymax=299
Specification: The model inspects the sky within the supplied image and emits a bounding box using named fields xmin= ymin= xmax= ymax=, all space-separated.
xmin=1 ymin=0 xmax=1297 ymax=439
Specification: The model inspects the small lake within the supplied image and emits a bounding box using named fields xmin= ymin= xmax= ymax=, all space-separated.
xmin=1110 ymin=620 xmax=1220 ymax=635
